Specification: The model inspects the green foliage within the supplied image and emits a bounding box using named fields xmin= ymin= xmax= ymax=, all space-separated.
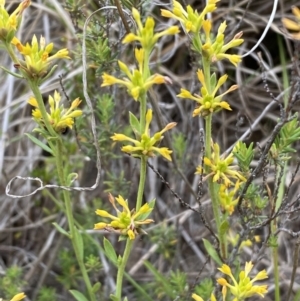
xmin=85 ymin=254 xmax=102 ymax=273
xmin=150 ymin=222 xmax=177 ymax=259
xmin=36 ymin=287 xmax=57 ymax=301
xmin=233 ymin=141 xmax=254 ymax=173
xmin=203 ymin=238 xmax=222 ymax=266
xmin=0 ymin=266 xmax=26 ymax=300
xmin=103 ymin=237 xmax=118 ymax=264
xmin=69 ymin=290 xmax=89 ymax=301
xmin=142 ymin=262 xmax=188 ymax=300
xmin=103 ymin=171 xmax=131 ymax=196
xmin=271 ymin=114 xmax=300 ymax=162
xmin=268 ymin=234 xmax=279 ymax=248
xmin=56 ymin=249 xmax=81 ymax=289
xmin=172 ymin=132 xmax=187 ymax=165
xmin=129 ymin=111 xmax=141 ymax=139
xmin=193 ymin=278 xmax=214 ymax=301
xmin=239 ymin=183 xmax=268 ymax=219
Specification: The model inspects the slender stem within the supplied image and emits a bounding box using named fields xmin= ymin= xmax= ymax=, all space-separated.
xmin=202 ymin=61 xmax=227 ymax=259
xmin=136 ymin=156 xmax=147 ymax=211
xmin=54 ymin=139 xmax=95 ymax=301
xmin=271 ymin=223 xmax=280 ymax=301
xmin=205 ymin=116 xmax=225 ymax=258
xmin=115 ymin=239 xmax=134 ymax=300
xmin=28 ymin=82 xmax=58 ymax=137
xmin=5 ymin=43 xmax=20 ymax=64
xmin=271 ymin=164 xmax=284 ymax=301
xmin=139 ymin=93 xmax=147 ymax=133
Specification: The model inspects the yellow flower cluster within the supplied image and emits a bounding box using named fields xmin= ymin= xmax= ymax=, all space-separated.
xmin=28 ymin=90 xmax=82 ymax=133
xmin=111 ymin=109 xmax=176 ymax=161
xmin=101 ymin=7 xmax=179 ymax=101
xmin=0 ymin=0 xmax=30 ymax=42
xmin=217 ymin=262 xmax=268 ymax=300
xmin=192 ymin=261 xmax=268 ymax=301
xmin=12 ymin=35 xmax=70 ymax=80
xmin=161 ymin=0 xmax=243 ymax=66
xmin=123 ymin=7 xmax=179 ymax=52
xmin=161 ymin=0 xmax=218 ymax=34
xmin=94 ymin=194 xmax=154 ymax=240
xmin=177 ymin=69 xmax=237 ymax=117
xmin=282 ymin=6 xmax=300 ymax=39
xmin=102 ymin=48 xmax=166 ymax=101
xmin=196 ymin=141 xmax=246 ymax=187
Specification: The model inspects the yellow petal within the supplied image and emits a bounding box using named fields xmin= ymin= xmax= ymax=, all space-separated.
xmin=282 ymin=17 xmax=300 ymax=31
xmin=292 ymin=6 xmax=300 ymax=18
xmin=94 ymin=222 xmax=107 ymax=229
xmin=28 ymin=96 xmax=38 ymax=107
xmin=10 ymin=293 xmax=26 ymax=301
xmin=127 ymin=229 xmax=135 ymax=240
xmin=191 ymin=293 xmax=204 ymax=301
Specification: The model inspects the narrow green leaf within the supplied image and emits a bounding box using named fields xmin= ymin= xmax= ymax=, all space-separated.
xmin=110 ymin=294 xmax=119 ymax=301
xmin=202 ymin=238 xmax=222 ymax=266
xmin=129 ymin=111 xmax=140 ymax=138
xmin=74 ymin=227 xmax=84 ymax=261
xmin=144 ymin=261 xmax=175 ymax=298
xmin=103 ymin=237 xmax=118 ymax=264
xmin=210 ymin=72 xmax=217 ymax=88
xmin=0 ymin=66 xmax=23 ymax=78
xmin=92 ymin=282 xmax=101 ymax=293
xmin=219 ymin=220 xmax=229 ymax=236
xmin=52 ymin=223 xmax=70 ymax=238
xmin=67 ymin=173 xmax=78 ymax=186
xmin=25 ymin=133 xmax=53 ymax=155
xmin=69 ymin=290 xmax=89 ymax=301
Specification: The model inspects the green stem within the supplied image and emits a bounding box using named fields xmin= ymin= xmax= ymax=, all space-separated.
xmin=202 ymin=60 xmax=227 ymax=259
xmin=28 ymin=82 xmax=58 ymax=138
xmin=271 ymin=219 xmax=280 ymax=301
xmin=5 ymin=43 xmax=20 ymax=64
xmin=54 ymin=139 xmax=95 ymax=301
xmin=136 ymin=156 xmax=147 ymax=211
xmin=139 ymin=93 xmax=147 ymax=133
xmin=115 ymin=239 xmax=134 ymax=300
xmin=114 ymin=155 xmax=147 ymax=300
xmin=26 ymin=82 xmax=95 ymax=299
xmin=273 ymin=247 xmax=280 ymax=301
xmin=114 ymin=45 xmax=150 ymax=300
xmin=205 ymin=116 xmax=226 ymax=258
xmin=271 ymin=164 xmax=284 ymax=301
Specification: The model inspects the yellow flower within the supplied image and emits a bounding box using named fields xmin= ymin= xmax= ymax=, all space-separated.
xmin=111 ymin=109 xmax=175 ymax=161
xmin=161 ymin=0 xmax=219 ymax=33
xmin=219 ymin=181 xmax=240 ymax=215
xmin=177 ymin=69 xmax=236 ymax=117
xmin=227 ymin=230 xmax=261 ymax=251
xmin=282 ymin=6 xmax=300 ymax=39
xmin=28 ymin=91 xmax=82 ymax=133
xmin=0 ymin=0 xmax=30 ymax=42
xmin=217 ymin=262 xmax=268 ymax=301
xmin=101 ymin=49 xmax=167 ymax=101
xmin=10 ymin=293 xmax=26 ymax=301
xmin=202 ymin=20 xmax=244 ymax=66
xmin=94 ymin=194 xmax=154 ymax=240
xmin=196 ymin=141 xmax=246 ymax=187
xmin=11 ymin=35 xmax=70 ymax=80
xmin=161 ymin=1 xmax=243 ymax=65
xmin=192 ymin=294 xmax=204 ymax=301
xmin=192 ymin=292 xmax=220 ymax=301
xmin=122 ymin=7 xmax=179 ymax=51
